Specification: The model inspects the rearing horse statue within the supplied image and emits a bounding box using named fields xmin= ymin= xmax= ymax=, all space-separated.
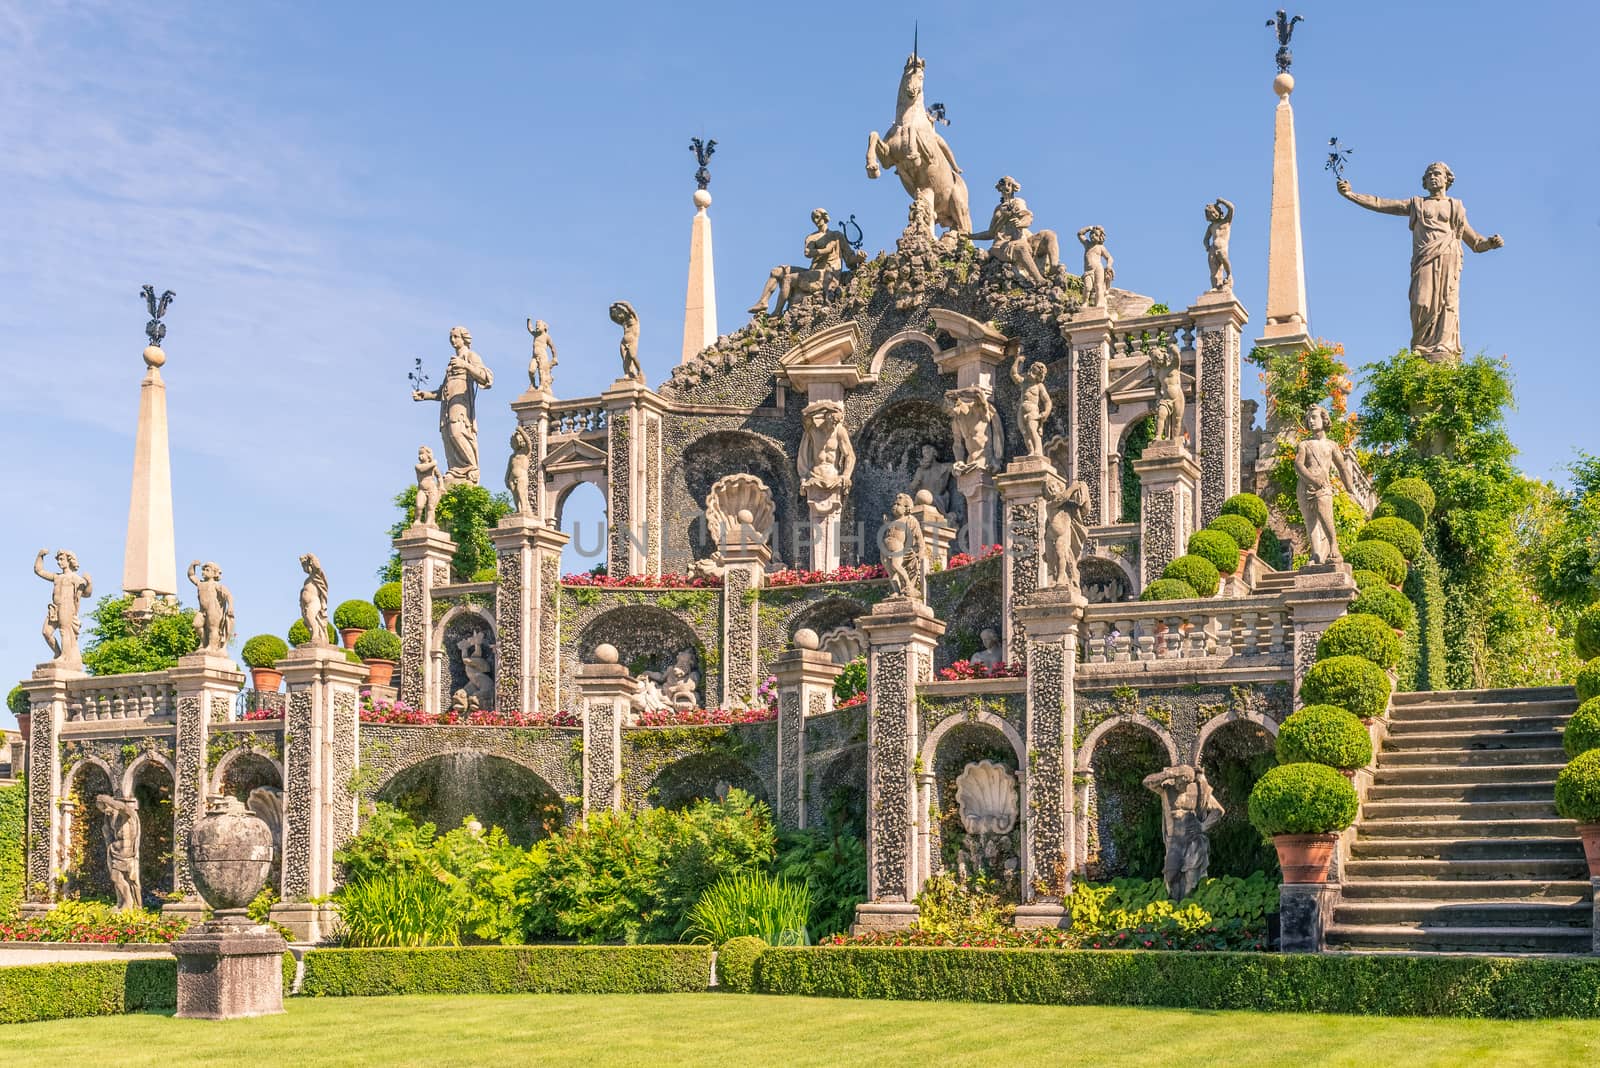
xmin=866 ymin=52 xmax=971 ymax=234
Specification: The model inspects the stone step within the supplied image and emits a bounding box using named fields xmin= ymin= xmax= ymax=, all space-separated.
xmin=1323 ymin=923 xmax=1593 ymax=954
xmin=1342 ymin=857 xmax=1590 ymax=881
xmin=1350 ymin=835 xmax=1586 ymax=861
xmin=1386 ymin=714 xmax=1571 ymax=735
xmin=1365 ymin=781 xmax=1555 ymax=802
xmin=1381 ymin=729 xmax=1564 ymax=751
xmin=1332 ymin=898 xmax=1592 ymax=929
xmin=1390 ymin=686 xmax=1576 ymax=707
xmin=1358 ymin=817 xmax=1578 ymax=839
xmin=1338 ymin=878 xmax=1593 ymax=901
xmin=1361 ymin=799 xmax=1559 ymax=821
xmin=1380 ymin=747 xmax=1569 ymax=767
xmin=1373 ymin=763 xmax=1566 ymax=785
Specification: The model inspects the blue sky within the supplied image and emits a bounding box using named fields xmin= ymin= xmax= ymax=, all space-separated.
xmin=3 ymin=0 xmax=1595 ymax=727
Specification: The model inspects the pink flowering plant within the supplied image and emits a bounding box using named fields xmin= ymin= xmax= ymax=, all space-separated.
xmin=767 ymin=563 xmax=887 ymax=587
xmin=359 ymin=692 xmax=578 ymax=727
xmin=936 ymin=659 xmax=1025 ymax=681
xmin=944 ymin=544 xmax=1004 ymax=570
xmin=0 ymin=901 xmax=188 ymax=944
xmin=633 ymin=704 xmax=778 ymax=727
xmin=562 ymin=570 xmax=721 ymax=589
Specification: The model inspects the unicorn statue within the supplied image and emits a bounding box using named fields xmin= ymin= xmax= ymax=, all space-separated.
xmin=865 ymin=42 xmax=971 ymax=237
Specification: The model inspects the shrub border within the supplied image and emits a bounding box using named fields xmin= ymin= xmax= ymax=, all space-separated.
xmin=0 ymin=954 xmax=297 ymax=1025
xmin=297 ymin=945 xmax=713 ymax=997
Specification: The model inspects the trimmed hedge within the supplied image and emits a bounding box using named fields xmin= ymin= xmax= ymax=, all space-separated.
xmin=1162 ymin=554 xmax=1220 ymax=597
xmin=1276 ymin=706 xmax=1374 ymax=769
xmin=1554 ymin=749 xmax=1600 ymax=824
xmin=750 ymin=945 xmax=1600 ymax=1018
xmin=1300 ymin=656 xmax=1393 ymax=719
xmin=241 ymin=633 xmax=288 ymax=669
xmin=1186 ymin=530 xmax=1240 ymax=575
xmin=297 ymin=946 xmax=713 ymax=997
xmin=1248 ymin=763 xmax=1359 ymax=836
xmin=1205 ymin=514 xmax=1259 ymax=555
xmin=0 ymin=781 xmax=23 ymax=918
xmin=1344 ymin=541 xmax=1407 ymax=587
xmin=0 ymin=954 xmax=296 ymax=1024
xmin=1357 ymin=517 xmax=1423 ymax=562
xmin=373 ymin=581 xmax=403 ymax=612
xmin=1577 ymin=660 xmax=1600 ymax=704
xmin=1141 ymin=578 xmax=1199 ymax=602
xmin=333 ymin=599 xmax=380 ymax=631
xmin=353 ymin=628 xmax=402 ymax=662
xmin=1565 ymin=698 xmax=1600 ymax=759
xmin=1350 ymin=586 xmax=1415 ymax=632
xmin=717 ymin=936 xmax=766 ymax=993
xmin=1351 ymin=569 xmax=1387 ymax=592
xmin=1316 ymin=613 xmax=1402 ymax=671
xmin=1219 ymin=492 xmax=1269 ymax=531
xmin=1374 ymin=497 xmax=1426 ymax=533
xmin=1576 ymin=603 xmax=1600 ymax=662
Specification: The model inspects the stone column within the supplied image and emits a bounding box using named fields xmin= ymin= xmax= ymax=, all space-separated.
xmin=1189 ymin=293 xmax=1248 ymax=525
xmin=19 ymin=662 xmax=80 ymax=910
xmin=954 ymin=467 xmax=999 ymax=556
xmin=1283 ymin=565 xmax=1359 ymax=706
xmin=996 ymin=456 xmax=1057 ymax=660
xmin=1065 ymin=310 xmax=1114 ymax=524
xmin=1133 ymin=442 xmax=1201 ymax=589
xmin=1279 ymin=883 xmax=1338 ymax=953
xmin=918 ymin=506 xmax=957 ymax=570
xmin=719 ymin=540 xmax=770 ymax=710
xmin=395 ymin=525 xmax=455 ymax=717
xmin=168 ymin=653 xmax=246 ymax=911
xmin=601 ymin=378 xmax=666 ymax=579
xmin=576 ymin=646 xmax=633 ymax=815
xmin=1012 ymin=588 xmax=1085 ymax=927
xmin=771 ymin=629 xmax=838 ymax=832
xmin=270 ymin=646 xmax=365 ymax=943
xmin=490 ymin=517 xmax=569 ymax=715
xmin=510 ymin=389 xmax=554 ymax=524
xmin=852 ymin=598 xmax=945 ymax=933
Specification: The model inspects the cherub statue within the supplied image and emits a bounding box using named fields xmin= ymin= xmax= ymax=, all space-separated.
xmin=1078 ymin=226 xmax=1114 ymax=310
xmin=414 ymin=446 xmax=442 ymax=528
xmin=907 ymin=444 xmax=953 ymax=516
xmin=456 ymin=630 xmax=495 ymax=702
xmin=969 ymin=176 xmax=1059 ymax=286
xmin=187 ymin=560 xmax=235 ymax=654
xmin=658 ymin=649 xmax=701 ymax=711
xmin=298 ymin=553 xmax=331 ymax=648
xmin=35 ymin=549 xmax=91 ymax=665
xmin=1296 ymin=405 xmax=1361 ymax=565
xmin=94 ymin=794 xmax=142 ymax=911
xmin=1009 ymin=348 xmax=1053 ymax=459
xmin=610 ymin=301 xmax=642 ymax=381
xmin=882 ymin=493 xmax=928 ymax=602
xmin=526 ymin=318 xmax=558 ymax=392
xmin=1044 ymin=478 xmax=1091 ymax=596
xmin=505 ymin=426 xmax=535 ymax=516
xmin=1149 ymin=340 xmax=1185 ymax=443
xmin=1203 ymin=198 xmax=1234 ymax=291
xmin=749 ymin=208 xmax=867 ymax=316
xmin=411 ymin=326 xmax=493 ymax=487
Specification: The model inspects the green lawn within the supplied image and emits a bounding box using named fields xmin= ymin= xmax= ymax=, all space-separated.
xmin=6 ymin=994 xmax=1600 ymax=1066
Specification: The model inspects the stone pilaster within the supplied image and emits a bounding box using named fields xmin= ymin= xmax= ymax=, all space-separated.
xmin=1189 ymin=292 xmax=1248 ymax=525
xmin=1013 ymin=588 xmax=1086 ymax=927
xmin=954 ymin=467 xmax=998 ymax=556
xmin=853 ymin=598 xmax=945 ymax=933
xmin=576 ymin=650 xmax=633 ymax=815
xmin=395 ymin=525 xmax=455 ymax=717
xmin=510 ymin=389 xmax=554 ymax=524
xmin=718 ymin=542 xmax=770 ymax=710
xmin=1283 ymin=564 xmax=1359 ymax=706
xmin=168 ymin=653 xmax=246 ymax=903
xmin=271 ymin=645 xmax=365 ymax=943
xmin=771 ymin=633 xmax=838 ymax=832
xmin=20 ymin=662 xmax=81 ymax=908
xmin=490 ymin=517 xmax=569 ymax=715
xmin=601 ymin=378 xmax=666 ymax=578
xmin=1133 ymin=441 xmax=1201 ymax=589
xmin=1065 ymin=311 xmax=1113 ymax=524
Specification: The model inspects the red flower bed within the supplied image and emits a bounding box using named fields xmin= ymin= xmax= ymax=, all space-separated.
xmin=562 ymin=571 xmax=721 ymax=589
xmin=767 ymin=563 xmax=887 ymax=587
xmin=835 ymin=692 xmax=869 ymax=710
xmin=633 ymin=705 xmax=778 ymax=727
xmin=241 ymin=706 xmax=283 ymax=722
xmin=945 ymin=544 xmax=1004 ymax=570
xmin=0 ymin=912 xmax=188 ymax=945
xmin=359 ymin=694 xmax=578 ymax=727
xmin=936 ymin=659 xmax=1026 ymax=681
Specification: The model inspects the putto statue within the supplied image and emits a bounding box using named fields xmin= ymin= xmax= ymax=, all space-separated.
xmin=865 ymin=47 xmax=971 ymax=235
xmin=506 ymin=426 xmax=536 ymax=517
xmin=944 ymin=388 xmax=1000 ymax=474
xmin=1337 ymin=162 xmax=1504 ymax=362
xmin=749 ymin=208 xmax=867 ymax=317
xmin=1044 ymin=477 xmax=1090 ymax=596
xmin=882 ymin=493 xmax=928 ymax=602
xmin=525 ymin=318 xmax=558 ymax=393
xmin=1142 ymin=764 xmax=1225 ymax=902
xmin=186 ymin=560 xmax=235 ymax=654
xmin=456 ymin=630 xmax=495 ymax=704
xmin=1078 ymin=226 xmax=1114 ymax=310
xmin=1203 ymin=197 xmax=1234 ymax=291
xmin=1296 ymin=405 xmax=1362 ymax=565
xmin=35 ymin=549 xmax=92 ymax=666
xmin=94 ymin=794 xmax=142 ymax=911
xmin=412 ymin=326 xmax=493 ymax=486
xmin=1149 ymin=339 xmax=1185 ymax=443
xmin=907 ymin=444 xmax=953 ymax=517
xmin=298 ymin=553 xmax=331 ymax=648
xmin=1009 ymin=349 xmax=1053 ymax=459
xmin=797 ymin=400 xmax=855 ymax=514
xmin=414 ymin=446 xmax=442 ymax=528
xmin=610 ymin=301 xmax=643 ymax=381
xmin=970 ymin=176 xmax=1060 ymax=286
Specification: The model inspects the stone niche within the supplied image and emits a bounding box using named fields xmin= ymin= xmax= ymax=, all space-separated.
xmin=680 ymin=430 xmax=797 ymax=566
xmin=851 ymin=397 xmax=957 ymax=563
xmin=577 ymin=604 xmax=711 ymax=708
xmin=1081 ymin=557 xmax=1133 ymax=604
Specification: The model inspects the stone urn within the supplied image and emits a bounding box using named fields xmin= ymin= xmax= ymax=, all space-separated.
xmin=188 ymin=794 xmax=275 ymax=917
xmin=1272 ymin=832 xmax=1339 ymax=884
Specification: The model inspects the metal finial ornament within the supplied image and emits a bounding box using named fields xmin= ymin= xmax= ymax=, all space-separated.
xmin=1267 ymin=10 xmax=1304 ymax=74
xmin=1325 ymin=137 xmax=1354 ymax=180
xmin=841 ymin=214 xmax=865 ymax=252
xmin=407 ymin=357 xmax=430 ymax=393
xmin=140 ymin=284 xmax=175 ymax=346
xmin=689 ymin=137 xmax=717 ymax=191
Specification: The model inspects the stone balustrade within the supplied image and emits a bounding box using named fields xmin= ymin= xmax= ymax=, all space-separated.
xmin=65 ymin=671 xmax=176 ymax=723
xmin=1078 ymin=595 xmax=1290 ymax=667
xmin=1110 ymin=314 xmax=1196 ymax=359
xmin=547 ymin=399 xmax=608 ymax=438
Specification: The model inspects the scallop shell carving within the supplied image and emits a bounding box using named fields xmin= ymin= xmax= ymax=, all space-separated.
xmin=705 ymin=473 xmax=775 ymax=550
xmin=819 ymin=625 xmax=866 ymax=665
xmin=955 ymin=760 xmax=1018 ymax=836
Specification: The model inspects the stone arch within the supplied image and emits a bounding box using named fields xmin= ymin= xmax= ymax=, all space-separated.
xmin=1076 ymin=713 xmax=1179 ymax=772
xmin=577 ymin=603 xmax=706 ymax=704
xmin=677 ymin=429 xmax=796 ymax=565
xmin=924 ymin=710 xmax=1026 ymax=767
xmin=434 ymin=604 xmax=498 ymax=708
xmin=1115 ymin=413 xmax=1157 ymax=523
xmin=938 ymin=571 xmax=1002 ymax=667
xmin=553 ymin=476 xmax=609 ymax=567
xmin=121 ymin=751 xmax=175 ymax=797
xmin=210 ymin=748 xmax=283 ymax=798
xmin=1080 ymin=554 xmax=1137 ymax=605
xmin=788 ymin=596 xmax=867 ymax=644
xmin=1196 ymin=713 xmax=1281 ymax=879
xmin=1079 ymin=716 xmax=1176 ymax=881
xmin=809 ymin=743 xmax=867 ymax=836
xmin=868 ymin=330 xmax=937 ymax=378
xmin=375 ymin=750 xmax=566 ymax=847
xmin=648 ymin=750 xmax=770 ymax=811
xmin=924 ymin=717 xmax=1022 ymax=884
xmin=127 ymin=756 xmax=175 ymax=905
xmin=64 ymin=759 xmax=117 ymax=902
xmin=1195 ymin=710 xmax=1279 ymax=765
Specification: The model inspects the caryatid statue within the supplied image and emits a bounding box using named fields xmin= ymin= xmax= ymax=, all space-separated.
xmin=1078 ymin=226 xmax=1114 ymax=310
xmin=298 ymin=553 xmax=331 ymax=648
xmin=1337 ymin=162 xmax=1504 ymax=362
xmin=749 ymin=209 xmax=867 ymax=317
xmin=94 ymin=794 xmax=142 ymax=911
xmin=970 ymin=176 xmax=1060 ymax=286
xmin=505 ymin=425 xmax=535 ymax=517
xmin=186 ymin=560 xmax=235 ymax=654
xmin=797 ymin=400 xmax=855 ymax=516
xmin=1203 ymin=198 xmax=1234 ymax=291
xmin=1149 ymin=339 xmax=1185 ymax=444
xmin=412 ymin=326 xmax=493 ymax=486
xmin=1295 ymin=405 xmax=1362 ymax=566
xmin=866 ymin=48 xmax=972 ymax=235
xmin=1142 ymin=764 xmax=1225 ymax=903
xmin=34 ymin=549 xmax=91 ymax=666
xmin=526 ymin=318 xmax=558 ymax=392
xmin=610 ymin=301 xmax=643 ymax=381
xmin=1009 ymin=348 xmax=1053 ymax=459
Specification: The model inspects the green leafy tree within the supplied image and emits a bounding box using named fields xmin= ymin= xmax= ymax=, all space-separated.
xmin=1519 ymin=453 xmax=1600 ymax=621
xmin=81 ymin=595 xmax=200 ymax=676
xmin=380 ymin=483 xmax=512 ymax=583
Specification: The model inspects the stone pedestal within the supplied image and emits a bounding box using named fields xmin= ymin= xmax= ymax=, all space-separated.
xmin=576 ymin=654 xmax=634 ymax=815
xmin=803 ymin=498 xmax=842 ymax=573
xmin=20 ymin=661 xmax=82 ymax=906
xmin=1133 ymin=441 xmax=1201 ymax=589
xmin=601 ymin=378 xmax=667 ymax=578
xmin=853 ymin=598 xmax=945 ymax=933
xmin=719 ymin=543 xmax=771 ymax=709
xmin=996 ymin=456 xmax=1058 ymax=660
xmin=395 ymin=525 xmax=456 ymax=716
xmin=1278 ymin=882 xmax=1338 ymax=953
xmin=1188 ymin=292 xmax=1248 ymax=525
xmin=954 ymin=466 xmax=998 ymax=556
xmin=168 ymin=653 xmax=246 ymax=902
xmin=771 ymin=637 xmax=838 ymax=832
xmin=1064 ymin=310 xmax=1114 ymax=524
xmin=919 ymin=510 xmax=957 ymax=570
xmin=173 ymin=922 xmax=288 ymax=1019
xmin=490 ymin=516 xmax=569 ymax=715
xmin=1013 ymin=588 xmax=1086 ymax=925
xmin=1284 ymin=564 xmax=1359 ymax=706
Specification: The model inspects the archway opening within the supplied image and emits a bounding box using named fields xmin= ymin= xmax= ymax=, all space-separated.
xmin=812 ymin=745 xmax=867 ymax=839
xmin=1120 ymin=414 xmax=1156 ymax=523
xmin=129 ymin=761 xmax=174 ymax=905
xmin=853 ymin=399 xmax=956 ymax=564
xmin=377 ymin=753 xmax=564 ymax=848
xmin=649 ymin=750 xmax=768 ymax=810
xmin=1199 ymin=719 xmax=1281 ymax=879
xmin=65 ymin=763 xmax=115 ymax=902
xmin=1086 ymin=723 xmax=1168 ymax=880
xmin=930 ymin=721 xmax=1019 ymax=891
xmin=558 ymin=480 xmax=608 ymax=577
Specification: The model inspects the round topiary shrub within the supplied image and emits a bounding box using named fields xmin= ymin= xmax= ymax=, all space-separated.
xmin=1352 ymin=569 xmax=1387 ymax=592
xmin=7 ymin=684 xmax=29 ymax=719
xmin=1206 ymin=514 xmax=1260 ymax=554
xmin=373 ymin=582 xmax=402 ymax=613
xmin=241 ymin=634 xmax=289 ymax=669
xmin=1276 ymin=705 xmax=1374 ymax=769
xmin=1162 ymin=554 xmax=1220 ymax=597
xmin=1554 ymin=749 xmax=1600 ymax=824
xmin=1564 ymin=698 xmax=1600 ymax=759
xmin=353 ymin=628 xmax=402 ymax=663
xmin=1141 ymin=577 xmax=1200 ymax=602
xmin=288 ymin=619 xmax=339 ymax=647
xmin=1300 ymin=655 xmax=1393 ymax=720
xmin=1344 ymin=540 xmax=1407 ymax=587
xmin=717 ymin=936 xmax=767 ymax=993
xmin=1375 ymin=497 xmax=1426 ymax=533
xmin=1248 ymin=763 xmax=1359 ymax=836
xmin=1382 ymin=477 xmax=1436 ymax=520
xmin=1350 ymin=585 xmax=1416 ymax=632
xmin=1357 ymin=516 xmax=1423 ymax=562
xmin=333 ymin=599 xmax=380 ymax=631
xmin=1219 ymin=492 xmax=1270 ymax=531
xmin=1575 ymin=603 xmax=1600 ymax=662
xmin=1317 ymin=613 xmax=1403 ymax=670
xmin=345 ymin=648 xmax=363 ymax=665
xmin=1580 ymin=660 xmax=1600 ymax=704
xmin=1187 ymin=529 xmax=1241 ymax=575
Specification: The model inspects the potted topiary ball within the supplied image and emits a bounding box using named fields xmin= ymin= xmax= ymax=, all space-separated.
xmin=1300 ymin=655 xmax=1393 ymax=721
xmin=241 ymin=635 xmax=289 ymax=693
xmin=353 ymin=628 xmax=403 ymax=688
xmin=1554 ymin=749 xmax=1600 ymax=877
xmin=1248 ymin=763 xmax=1359 ymax=882
xmin=1276 ymin=705 xmax=1374 ymax=773
xmin=333 ymin=600 xmax=380 ymax=649
xmin=374 ymin=582 xmax=403 ymax=631
xmin=287 ymin=618 xmax=339 ymax=648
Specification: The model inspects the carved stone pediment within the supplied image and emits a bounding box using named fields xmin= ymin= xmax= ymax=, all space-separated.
xmin=542 ymin=437 xmax=607 ymax=476
xmin=1107 ymin=361 xmax=1195 ymax=407
xmin=777 ymin=321 xmax=867 ymax=394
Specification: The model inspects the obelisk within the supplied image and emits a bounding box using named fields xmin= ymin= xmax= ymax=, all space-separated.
xmin=680 ymin=137 xmax=718 ymax=364
xmin=123 ymin=287 xmax=178 ymax=620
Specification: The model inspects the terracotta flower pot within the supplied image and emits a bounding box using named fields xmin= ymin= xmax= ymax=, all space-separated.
xmin=249 ymin=667 xmax=283 ymax=693
xmin=340 ymin=627 xmax=365 ymax=650
xmin=1579 ymin=824 xmax=1600 ymax=879
xmin=1273 ymin=832 xmax=1340 ymax=883
xmin=381 ymin=610 xmax=399 ymax=632
xmin=365 ymin=659 xmax=397 ymax=688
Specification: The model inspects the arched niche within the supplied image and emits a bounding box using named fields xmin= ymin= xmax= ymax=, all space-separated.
xmin=924 ymin=718 xmax=1022 ymax=885
xmin=809 ymin=744 xmax=867 ymax=838
xmin=1079 ymin=718 xmax=1176 ymax=881
xmin=1197 ymin=714 xmax=1281 ymax=879
xmin=937 ymin=572 xmax=1002 ymax=668
xmin=851 ymin=398 xmax=955 ymax=564
xmin=648 ymin=750 xmax=770 ymax=811
xmin=434 ymin=605 xmax=498 ymax=706
xmin=577 ymin=604 xmax=708 ymax=707
xmin=127 ymin=757 xmax=174 ymax=905
xmin=1081 ymin=556 xmax=1136 ymax=604
xmin=789 ymin=596 xmax=868 ymax=645
xmin=678 ymin=429 xmax=796 ymax=565
xmin=376 ymin=752 xmax=564 ymax=848
xmin=64 ymin=760 xmax=116 ymax=902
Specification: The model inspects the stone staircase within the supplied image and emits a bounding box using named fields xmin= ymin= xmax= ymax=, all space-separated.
xmin=1325 ymin=686 xmax=1593 ymax=954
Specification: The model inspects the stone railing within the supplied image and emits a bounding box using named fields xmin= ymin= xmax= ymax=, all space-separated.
xmin=1109 ymin=314 xmax=1196 ymax=359
xmin=1078 ymin=594 xmax=1290 ymax=667
xmin=65 ymin=671 xmax=176 ymax=723
xmin=547 ymin=399 xmax=607 ymax=438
